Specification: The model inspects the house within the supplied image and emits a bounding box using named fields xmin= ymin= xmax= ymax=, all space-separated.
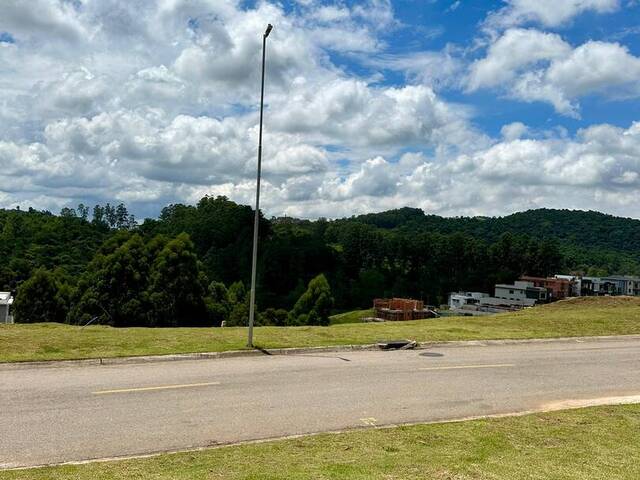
xmin=494 ymin=281 xmax=548 ymax=303
xmin=520 ymin=276 xmax=572 ymax=300
xmin=572 ymin=275 xmax=640 ymax=296
xmin=554 ymin=275 xmax=583 ymax=296
xmin=579 ymin=276 xmax=603 ymax=296
xmin=0 ymin=292 xmax=14 ymax=324
xmin=600 ymin=276 xmax=640 ymax=296
xmin=448 ymin=292 xmax=489 ymax=309
xmin=373 ymin=298 xmax=436 ymax=321
xmin=448 ymin=291 xmax=537 ymax=316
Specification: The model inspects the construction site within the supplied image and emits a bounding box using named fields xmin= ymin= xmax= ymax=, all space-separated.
xmin=371 ymin=298 xmax=438 ymax=321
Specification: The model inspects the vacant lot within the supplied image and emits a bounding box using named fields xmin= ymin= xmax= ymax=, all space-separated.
xmin=1 ymin=296 xmax=640 ymax=363
xmin=329 ymin=308 xmax=374 ymax=324
xmin=2 ymin=404 xmax=639 ymax=479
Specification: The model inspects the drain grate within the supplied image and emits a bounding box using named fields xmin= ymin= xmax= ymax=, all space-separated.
xmin=376 ymin=339 xmax=417 ymax=350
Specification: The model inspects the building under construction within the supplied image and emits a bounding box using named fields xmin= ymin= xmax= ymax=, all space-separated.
xmin=373 ymin=298 xmax=436 ymax=321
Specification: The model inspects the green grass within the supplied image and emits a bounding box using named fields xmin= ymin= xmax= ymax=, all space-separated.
xmin=2 ymin=296 xmax=640 ymax=363
xmin=329 ymin=308 xmax=374 ymax=325
xmin=3 ymin=404 xmax=639 ymax=479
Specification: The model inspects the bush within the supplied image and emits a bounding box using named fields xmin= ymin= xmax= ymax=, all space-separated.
xmin=259 ymin=308 xmax=289 ymax=326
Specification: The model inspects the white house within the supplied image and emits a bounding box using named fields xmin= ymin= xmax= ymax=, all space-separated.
xmin=494 ymin=281 xmax=547 ymax=303
xmin=448 ymin=292 xmax=489 ymax=309
xmin=0 ymin=292 xmax=14 ymax=324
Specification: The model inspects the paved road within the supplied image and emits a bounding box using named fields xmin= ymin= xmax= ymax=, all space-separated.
xmin=2 ymin=337 xmax=640 ymax=468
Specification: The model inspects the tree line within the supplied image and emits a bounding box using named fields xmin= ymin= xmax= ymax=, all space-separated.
xmin=13 ymin=230 xmax=333 ymax=327
xmin=3 ymin=196 xmax=623 ymax=327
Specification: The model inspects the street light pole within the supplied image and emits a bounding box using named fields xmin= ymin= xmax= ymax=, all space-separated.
xmin=248 ymin=24 xmax=273 ymax=348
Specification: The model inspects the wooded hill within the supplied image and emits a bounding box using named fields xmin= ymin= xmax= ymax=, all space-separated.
xmin=349 ymin=207 xmax=640 ymax=276
xmin=1 ymin=199 xmax=637 ymax=326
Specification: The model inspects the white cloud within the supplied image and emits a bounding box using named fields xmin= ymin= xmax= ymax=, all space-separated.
xmin=0 ymin=0 xmax=639 ymax=222
xmin=468 ymin=29 xmax=571 ymax=90
xmin=0 ymin=0 xmax=91 ymax=42
xmin=463 ymin=122 xmax=640 ymax=189
xmin=469 ymin=29 xmax=640 ymax=116
xmin=486 ymin=0 xmax=620 ymax=29
xmin=501 ymin=122 xmax=529 ymax=140
xmin=545 ymin=41 xmax=640 ymax=98
xmin=322 ymin=157 xmax=399 ymax=200
xmin=283 ymin=121 xmax=640 ymax=218
xmin=367 ymin=50 xmax=464 ymax=89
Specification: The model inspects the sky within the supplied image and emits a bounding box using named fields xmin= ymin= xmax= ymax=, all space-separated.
xmin=1 ymin=0 xmax=640 ymax=220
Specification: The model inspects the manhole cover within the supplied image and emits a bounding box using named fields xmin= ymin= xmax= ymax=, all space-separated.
xmin=419 ymin=351 xmax=444 ymax=357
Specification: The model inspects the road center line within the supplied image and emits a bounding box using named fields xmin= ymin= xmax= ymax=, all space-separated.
xmin=419 ymin=364 xmax=515 ymax=371
xmin=92 ymin=382 xmax=221 ymax=395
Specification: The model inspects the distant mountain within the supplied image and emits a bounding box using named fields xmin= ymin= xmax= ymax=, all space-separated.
xmin=351 ymin=208 xmax=640 ymax=255
xmin=320 ymin=208 xmax=640 ymax=277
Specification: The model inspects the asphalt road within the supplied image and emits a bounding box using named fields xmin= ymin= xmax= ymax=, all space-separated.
xmin=2 ymin=337 xmax=640 ymax=469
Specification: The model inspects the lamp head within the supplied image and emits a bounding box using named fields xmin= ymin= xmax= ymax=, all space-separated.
xmin=265 ymin=24 xmax=273 ymax=38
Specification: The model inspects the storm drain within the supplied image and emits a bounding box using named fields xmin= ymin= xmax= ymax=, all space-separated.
xmin=376 ymin=339 xmax=417 ymax=350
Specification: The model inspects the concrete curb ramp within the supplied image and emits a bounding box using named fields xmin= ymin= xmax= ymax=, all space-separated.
xmin=2 ymin=333 xmax=640 ymax=370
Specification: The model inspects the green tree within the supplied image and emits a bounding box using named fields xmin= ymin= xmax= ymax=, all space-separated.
xmin=288 ymin=274 xmax=334 ymax=326
xmin=147 ymin=233 xmax=211 ymax=327
xmin=13 ymin=269 xmax=69 ymax=323
xmin=259 ymin=307 xmax=289 ymax=326
xmin=70 ymin=234 xmax=151 ymax=326
xmin=225 ymin=281 xmax=249 ymax=326
xmin=207 ymin=281 xmax=230 ymax=326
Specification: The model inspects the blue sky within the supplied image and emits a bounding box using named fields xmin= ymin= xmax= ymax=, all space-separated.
xmin=328 ymin=0 xmax=640 ymax=136
xmin=1 ymin=0 xmax=640 ymax=219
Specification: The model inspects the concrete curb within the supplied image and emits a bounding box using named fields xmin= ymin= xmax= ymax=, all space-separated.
xmin=2 ymin=333 xmax=640 ymax=370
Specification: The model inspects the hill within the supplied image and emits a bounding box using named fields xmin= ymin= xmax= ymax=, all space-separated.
xmin=347 ymin=208 xmax=640 ymax=275
xmin=353 ymin=208 xmax=640 ymax=252
xmin=1 ymin=199 xmax=639 ymax=320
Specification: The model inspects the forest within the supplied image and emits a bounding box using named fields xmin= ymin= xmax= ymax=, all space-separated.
xmin=2 ymin=197 xmax=637 ymax=327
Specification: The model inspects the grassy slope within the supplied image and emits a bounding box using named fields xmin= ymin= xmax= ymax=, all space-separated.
xmin=329 ymin=308 xmax=374 ymax=325
xmin=2 ymin=297 xmax=640 ymax=363
xmin=3 ymin=404 xmax=639 ymax=479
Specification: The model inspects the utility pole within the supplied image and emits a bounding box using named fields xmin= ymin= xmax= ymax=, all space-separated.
xmin=247 ymin=24 xmax=273 ymax=348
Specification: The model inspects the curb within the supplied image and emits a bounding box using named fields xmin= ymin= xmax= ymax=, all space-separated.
xmin=2 ymin=334 xmax=639 ymax=370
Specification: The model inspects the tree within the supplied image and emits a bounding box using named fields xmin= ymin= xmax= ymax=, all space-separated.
xmin=104 ymin=203 xmax=117 ymax=228
xmin=147 ymin=233 xmax=211 ymax=327
xmin=13 ymin=269 xmax=69 ymax=323
xmin=288 ymin=274 xmax=334 ymax=326
xmin=77 ymin=203 xmax=89 ymax=221
xmin=92 ymin=205 xmax=105 ymax=226
xmin=207 ymin=281 xmax=230 ymax=325
xmin=60 ymin=207 xmax=77 ymax=218
xmin=225 ymin=281 xmax=249 ymax=326
xmin=259 ymin=307 xmax=288 ymax=326
xmin=70 ymin=234 xmax=152 ymax=326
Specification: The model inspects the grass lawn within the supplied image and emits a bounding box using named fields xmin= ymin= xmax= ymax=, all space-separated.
xmin=2 ymin=296 xmax=640 ymax=363
xmin=329 ymin=308 xmax=374 ymax=325
xmin=2 ymin=404 xmax=639 ymax=479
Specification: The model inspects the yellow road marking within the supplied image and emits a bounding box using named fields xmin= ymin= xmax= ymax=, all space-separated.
xmin=419 ymin=364 xmax=515 ymax=371
xmin=93 ymin=381 xmax=221 ymax=395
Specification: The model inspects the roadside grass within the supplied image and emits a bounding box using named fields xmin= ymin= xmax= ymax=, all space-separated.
xmin=2 ymin=296 xmax=640 ymax=363
xmin=3 ymin=404 xmax=640 ymax=479
xmin=329 ymin=308 xmax=374 ymax=325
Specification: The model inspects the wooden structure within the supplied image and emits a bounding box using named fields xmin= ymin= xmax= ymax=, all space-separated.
xmin=373 ymin=298 xmax=435 ymax=321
